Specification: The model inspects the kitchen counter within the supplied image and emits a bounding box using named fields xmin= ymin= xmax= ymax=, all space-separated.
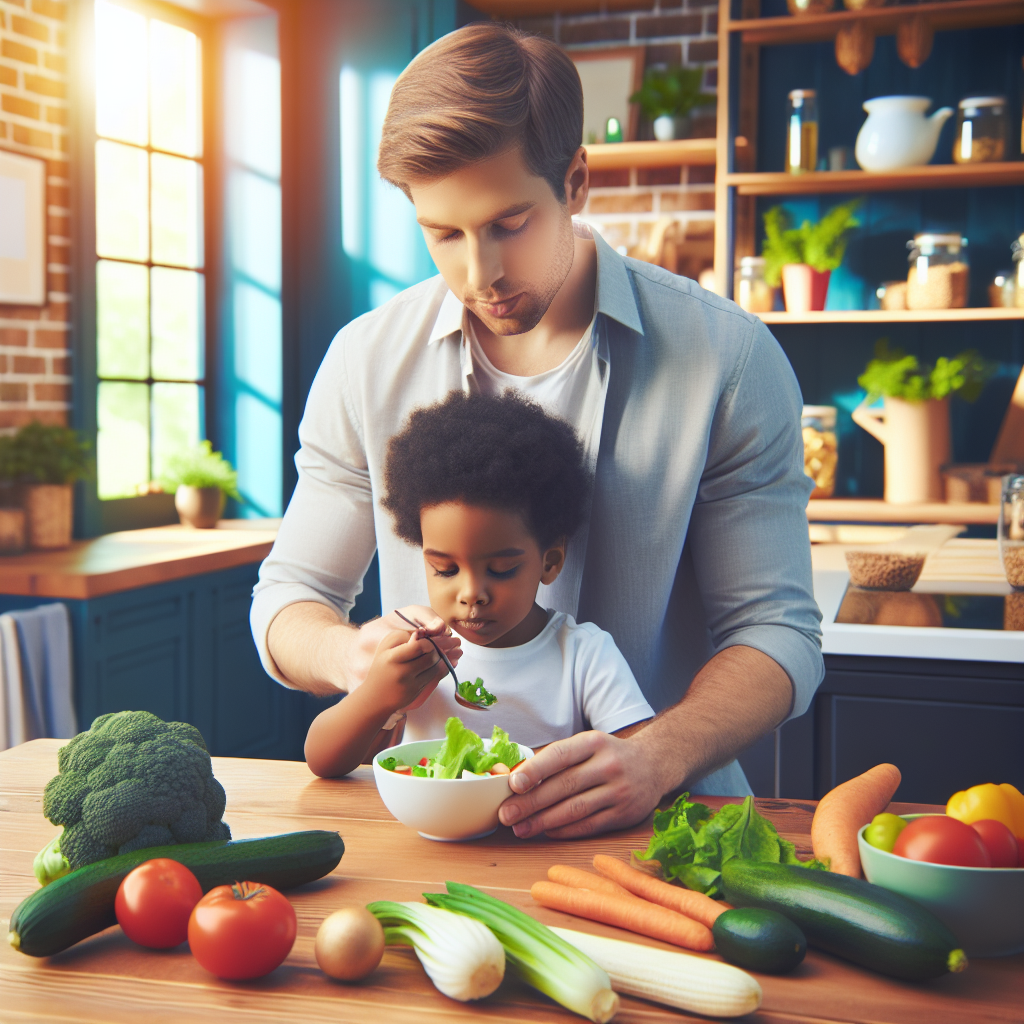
xmin=3 ymin=738 xmax=1022 ymax=1024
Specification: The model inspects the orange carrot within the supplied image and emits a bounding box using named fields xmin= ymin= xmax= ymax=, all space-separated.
xmin=592 ymin=854 xmax=726 ymax=929
xmin=530 ymin=881 xmax=714 ymax=952
xmin=811 ymin=763 xmax=902 ymax=878
xmin=547 ymin=865 xmax=636 ymax=899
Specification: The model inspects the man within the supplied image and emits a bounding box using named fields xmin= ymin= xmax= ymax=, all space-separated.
xmin=251 ymin=23 xmax=823 ymax=839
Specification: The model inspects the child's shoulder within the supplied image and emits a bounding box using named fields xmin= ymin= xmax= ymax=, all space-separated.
xmin=547 ymin=611 xmax=620 ymax=653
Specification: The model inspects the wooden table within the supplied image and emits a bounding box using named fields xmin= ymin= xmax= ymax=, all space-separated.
xmin=3 ymin=740 xmax=1022 ymax=1024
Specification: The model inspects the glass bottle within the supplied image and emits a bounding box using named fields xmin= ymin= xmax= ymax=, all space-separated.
xmin=735 ymin=257 xmax=774 ymax=313
xmin=787 ymin=90 xmax=818 ymax=174
xmin=953 ymin=96 xmax=1009 ymax=164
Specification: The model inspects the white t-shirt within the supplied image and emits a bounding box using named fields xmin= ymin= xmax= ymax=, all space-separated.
xmin=404 ymin=610 xmax=655 ymax=749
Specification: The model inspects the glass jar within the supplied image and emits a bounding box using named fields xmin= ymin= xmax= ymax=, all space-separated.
xmin=735 ymin=257 xmax=774 ymax=313
xmin=998 ymin=474 xmax=1024 ymax=590
xmin=1013 ymin=233 xmax=1024 ymax=309
xmin=989 ymin=270 xmax=1017 ymax=308
xmin=786 ymin=90 xmax=818 ymax=174
xmin=953 ymin=96 xmax=1009 ymax=164
xmin=906 ymin=233 xmax=969 ymax=310
xmin=787 ymin=0 xmax=834 ymax=14
xmin=802 ymin=406 xmax=838 ymax=498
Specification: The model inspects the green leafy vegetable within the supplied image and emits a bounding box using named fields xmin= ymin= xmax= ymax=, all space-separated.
xmin=379 ymin=757 xmax=400 ymax=772
xmin=761 ymin=200 xmax=862 ymax=285
xmin=381 ymin=719 xmax=521 ymax=778
xmin=635 ymin=793 xmax=826 ymax=898
xmin=857 ymin=338 xmax=994 ymax=403
xmin=457 ymin=677 xmax=497 ymax=707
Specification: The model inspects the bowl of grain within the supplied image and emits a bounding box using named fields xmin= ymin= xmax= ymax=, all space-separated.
xmin=845 ymin=549 xmax=927 ymax=590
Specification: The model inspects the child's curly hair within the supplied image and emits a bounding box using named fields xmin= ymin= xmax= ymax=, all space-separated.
xmin=382 ymin=390 xmax=591 ymax=548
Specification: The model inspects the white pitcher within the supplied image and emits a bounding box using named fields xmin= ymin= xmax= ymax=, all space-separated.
xmin=855 ymin=96 xmax=954 ymax=172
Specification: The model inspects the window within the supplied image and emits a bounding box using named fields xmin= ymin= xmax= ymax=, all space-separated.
xmin=92 ymin=0 xmax=204 ymax=500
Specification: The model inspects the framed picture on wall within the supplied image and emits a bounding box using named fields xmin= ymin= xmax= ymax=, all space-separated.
xmin=569 ymin=46 xmax=645 ymax=145
xmin=0 ymin=149 xmax=47 ymax=306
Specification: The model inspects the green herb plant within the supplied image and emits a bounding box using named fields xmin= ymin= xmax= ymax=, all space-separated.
xmin=761 ymin=200 xmax=862 ymax=287
xmin=160 ymin=440 xmax=240 ymax=500
xmin=857 ymin=339 xmax=994 ymax=403
xmin=629 ymin=65 xmax=715 ymax=122
xmin=0 ymin=422 xmax=92 ymax=485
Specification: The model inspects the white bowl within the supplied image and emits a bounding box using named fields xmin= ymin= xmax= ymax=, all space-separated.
xmin=373 ymin=738 xmax=533 ymax=842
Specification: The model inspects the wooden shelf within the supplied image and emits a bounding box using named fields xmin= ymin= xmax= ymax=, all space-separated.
xmin=760 ymin=308 xmax=1024 ymax=324
xmin=726 ymin=162 xmax=1023 ymax=196
xmin=728 ymin=0 xmax=1023 ymax=46
xmin=586 ymin=138 xmax=742 ymax=171
xmin=469 ymin=0 xmax=641 ymax=14
xmin=807 ymin=499 xmax=999 ymax=525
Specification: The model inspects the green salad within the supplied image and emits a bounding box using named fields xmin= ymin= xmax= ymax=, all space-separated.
xmin=380 ymin=717 xmax=522 ymax=779
xmin=457 ymin=677 xmax=497 ymax=706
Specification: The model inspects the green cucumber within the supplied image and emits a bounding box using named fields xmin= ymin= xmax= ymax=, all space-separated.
xmin=721 ymin=860 xmax=966 ymax=981
xmin=9 ymin=830 xmax=344 ymax=958
xmin=712 ymin=907 xmax=807 ymax=974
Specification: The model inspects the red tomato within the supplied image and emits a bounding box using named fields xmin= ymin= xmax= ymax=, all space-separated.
xmin=188 ymin=881 xmax=296 ymax=979
xmin=892 ymin=815 xmax=991 ymax=867
xmin=971 ymin=819 xmax=1019 ymax=868
xmin=115 ymin=858 xmax=203 ymax=949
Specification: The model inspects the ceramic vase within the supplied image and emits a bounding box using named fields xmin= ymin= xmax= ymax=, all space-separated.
xmin=782 ymin=264 xmax=831 ymax=312
xmin=653 ymin=114 xmax=689 ymax=141
xmin=852 ymin=396 xmax=951 ymax=504
xmin=175 ymin=485 xmax=225 ymax=528
xmin=25 ymin=483 xmax=73 ymax=549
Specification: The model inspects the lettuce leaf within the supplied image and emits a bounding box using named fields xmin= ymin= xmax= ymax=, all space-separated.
xmin=468 ymin=726 xmax=520 ymax=774
xmin=432 ymin=717 xmax=486 ymax=779
xmin=457 ymin=677 xmax=497 ymax=706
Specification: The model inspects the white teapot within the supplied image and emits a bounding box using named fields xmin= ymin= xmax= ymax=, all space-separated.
xmin=855 ymin=96 xmax=954 ymax=172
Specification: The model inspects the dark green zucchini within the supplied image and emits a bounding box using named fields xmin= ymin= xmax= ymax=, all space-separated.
xmin=10 ymin=830 xmax=344 ymax=958
xmin=720 ymin=860 xmax=966 ymax=981
xmin=712 ymin=907 xmax=807 ymax=974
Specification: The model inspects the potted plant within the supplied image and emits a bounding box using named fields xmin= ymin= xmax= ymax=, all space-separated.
xmin=5 ymin=422 xmax=92 ymax=550
xmin=762 ymin=200 xmax=861 ymax=312
xmin=161 ymin=441 xmax=240 ymax=528
xmin=853 ymin=340 xmax=993 ymax=504
xmin=630 ymin=66 xmax=715 ymax=142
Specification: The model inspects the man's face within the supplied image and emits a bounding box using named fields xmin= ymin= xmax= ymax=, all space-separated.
xmin=409 ymin=147 xmax=587 ymax=336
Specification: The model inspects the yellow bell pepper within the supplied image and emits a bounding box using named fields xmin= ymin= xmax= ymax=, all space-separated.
xmin=947 ymin=783 xmax=1024 ymax=842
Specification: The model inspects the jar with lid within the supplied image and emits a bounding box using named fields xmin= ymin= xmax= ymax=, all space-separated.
xmin=906 ymin=233 xmax=969 ymax=310
xmin=999 ymin=474 xmax=1024 ymax=590
xmin=786 ymin=90 xmax=818 ymax=174
xmin=735 ymin=256 xmax=774 ymax=313
xmin=802 ymin=406 xmax=838 ymax=498
xmin=953 ymin=96 xmax=1008 ymax=164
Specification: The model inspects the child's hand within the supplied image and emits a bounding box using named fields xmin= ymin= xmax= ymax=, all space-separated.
xmin=365 ymin=628 xmax=450 ymax=713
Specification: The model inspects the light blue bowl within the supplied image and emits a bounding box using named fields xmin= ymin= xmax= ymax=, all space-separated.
xmin=858 ymin=814 xmax=1024 ymax=957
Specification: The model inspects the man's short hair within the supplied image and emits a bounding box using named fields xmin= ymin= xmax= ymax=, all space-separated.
xmin=377 ymin=23 xmax=583 ymax=202
xmin=381 ymin=390 xmax=591 ymax=549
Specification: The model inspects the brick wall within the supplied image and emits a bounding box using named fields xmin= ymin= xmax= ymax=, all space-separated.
xmin=514 ymin=3 xmax=719 ymax=274
xmin=0 ymin=0 xmax=71 ymax=431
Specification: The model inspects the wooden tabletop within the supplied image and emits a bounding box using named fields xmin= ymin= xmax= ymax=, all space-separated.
xmin=807 ymin=499 xmax=1000 ymax=526
xmin=0 ymin=520 xmax=280 ymax=599
xmin=3 ymin=740 xmax=1022 ymax=1024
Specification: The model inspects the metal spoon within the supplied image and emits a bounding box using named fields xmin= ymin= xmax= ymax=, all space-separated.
xmin=394 ymin=610 xmax=494 ymax=711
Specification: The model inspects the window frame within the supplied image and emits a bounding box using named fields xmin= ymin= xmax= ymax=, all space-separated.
xmin=71 ymin=0 xmax=220 ymax=536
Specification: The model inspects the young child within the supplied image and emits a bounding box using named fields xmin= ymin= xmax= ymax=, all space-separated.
xmin=304 ymin=390 xmax=654 ymax=778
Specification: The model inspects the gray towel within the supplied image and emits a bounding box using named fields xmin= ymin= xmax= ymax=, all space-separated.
xmin=11 ymin=603 xmax=77 ymax=740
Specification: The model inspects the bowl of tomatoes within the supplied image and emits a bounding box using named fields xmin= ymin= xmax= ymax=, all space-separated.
xmin=858 ymin=814 xmax=1024 ymax=957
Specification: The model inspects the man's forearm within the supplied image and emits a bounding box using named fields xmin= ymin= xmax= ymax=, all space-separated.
xmin=643 ymin=645 xmax=794 ymax=796
xmin=266 ymin=601 xmax=358 ymax=696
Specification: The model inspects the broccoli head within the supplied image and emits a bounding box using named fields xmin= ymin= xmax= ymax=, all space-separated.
xmin=36 ymin=710 xmax=231 ymax=884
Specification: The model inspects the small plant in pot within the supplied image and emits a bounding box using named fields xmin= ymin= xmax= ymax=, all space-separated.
xmin=630 ymin=65 xmax=715 ymax=142
xmin=160 ymin=441 xmax=240 ymax=529
xmin=762 ymin=200 xmax=861 ymax=313
xmin=853 ymin=340 xmax=993 ymax=504
xmin=2 ymin=422 xmax=92 ymax=550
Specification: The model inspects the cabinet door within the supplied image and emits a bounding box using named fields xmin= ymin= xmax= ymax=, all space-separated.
xmin=820 ymin=695 xmax=1024 ymax=804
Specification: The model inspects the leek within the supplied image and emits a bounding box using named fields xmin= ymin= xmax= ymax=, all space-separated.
xmin=367 ymin=900 xmax=504 ymax=1001
xmin=424 ymin=882 xmax=619 ymax=1023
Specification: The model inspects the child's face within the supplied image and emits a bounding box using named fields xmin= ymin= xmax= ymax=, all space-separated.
xmin=420 ymin=502 xmax=564 ymax=648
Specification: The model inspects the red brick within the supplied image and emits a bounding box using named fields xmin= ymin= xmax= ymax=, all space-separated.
xmin=12 ymin=354 xmax=45 ymax=374
xmin=645 ymin=43 xmax=683 ymax=69
xmin=688 ymin=164 xmax=716 ymax=184
xmin=0 ymin=409 xmax=67 ymax=428
xmin=42 ymin=301 xmax=69 ymax=321
xmin=687 ymin=39 xmax=718 ymax=62
xmin=57 ymin=131 xmax=67 ymax=153
xmin=636 ymin=14 xmax=703 ymax=39
xmin=1 ymin=38 xmax=37 ymax=64
xmin=588 ymin=168 xmax=630 ymax=188
xmin=0 ymin=328 xmax=30 ymax=346
xmin=704 ymin=66 xmax=718 ymax=88
xmin=52 ymin=355 xmax=71 ymax=375
xmin=0 ymin=354 xmax=6 ymax=373
xmin=2 ymin=93 xmax=41 ymax=119
xmin=0 ymin=66 xmax=17 ymax=87
xmin=43 ymin=51 xmax=66 ymax=73
xmin=33 ymin=382 xmax=70 ymax=402
xmin=13 ymin=122 xmax=53 ymax=148
xmin=46 ymin=181 xmax=69 ymax=206
xmin=45 ymin=156 xmax=67 ymax=176
xmin=561 ymin=19 xmax=631 ymax=45
xmin=47 ymin=242 xmax=70 ymax=265
xmin=639 ymin=166 xmax=684 ymax=186
xmin=0 ymin=383 xmax=29 ymax=402
xmin=45 ymin=104 xmax=67 ymax=126
xmin=32 ymin=0 xmax=68 ymax=19
xmin=588 ymin=192 xmax=654 ymax=214
xmin=706 ymin=11 xmax=718 ymax=34
xmin=34 ymin=328 xmax=67 ymax=348
xmin=12 ymin=13 xmax=50 ymax=42
xmin=6 ymin=0 xmax=28 ymax=7
xmin=47 ymin=212 xmax=69 ymax=236
xmin=0 ymin=122 xmax=6 ymax=139
xmin=24 ymin=73 xmax=64 ymax=98
xmin=514 ymin=16 xmax=555 ymax=39
xmin=47 ymin=270 xmax=69 ymax=292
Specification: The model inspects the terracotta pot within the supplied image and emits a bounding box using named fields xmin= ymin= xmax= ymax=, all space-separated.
xmin=25 ymin=483 xmax=73 ymax=549
xmin=175 ymin=485 xmax=225 ymax=528
xmin=852 ymin=396 xmax=951 ymax=504
xmin=782 ymin=264 xmax=831 ymax=312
